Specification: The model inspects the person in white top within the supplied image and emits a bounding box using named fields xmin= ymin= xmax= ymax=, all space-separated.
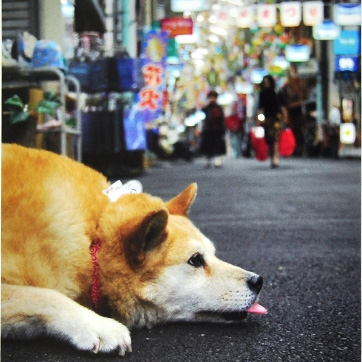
xmin=328 ymin=105 xmax=341 ymax=158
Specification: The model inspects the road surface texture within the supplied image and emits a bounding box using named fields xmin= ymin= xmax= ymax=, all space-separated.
xmin=2 ymin=156 xmax=360 ymax=362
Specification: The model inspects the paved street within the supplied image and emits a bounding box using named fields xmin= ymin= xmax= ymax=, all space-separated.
xmin=2 ymin=156 xmax=361 ymax=362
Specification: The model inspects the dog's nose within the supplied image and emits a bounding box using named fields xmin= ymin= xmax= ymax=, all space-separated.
xmin=247 ymin=275 xmax=263 ymax=294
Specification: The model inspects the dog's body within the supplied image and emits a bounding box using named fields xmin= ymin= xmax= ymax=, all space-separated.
xmin=2 ymin=144 xmax=266 ymax=355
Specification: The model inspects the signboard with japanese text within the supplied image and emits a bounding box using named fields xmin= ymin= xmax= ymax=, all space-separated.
xmin=135 ymin=30 xmax=169 ymax=125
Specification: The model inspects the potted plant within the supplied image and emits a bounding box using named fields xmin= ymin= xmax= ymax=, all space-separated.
xmin=4 ymin=91 xmax=62 ymax=148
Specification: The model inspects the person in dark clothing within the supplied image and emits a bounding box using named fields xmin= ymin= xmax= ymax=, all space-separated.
xmin=257 ymin=75 xmax=287 ymax=168
xmin=281 ymin=77 xmax=306 ymax=156
xmin=199 ymin=90 xmax=226 ymax=168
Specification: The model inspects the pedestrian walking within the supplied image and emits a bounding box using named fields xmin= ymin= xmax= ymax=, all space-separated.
xmin=199 ymin=90 xmax=226 ymax=168
xmin=281 ymin=77 xmax=306 ymax=157
xmin=328 ymin=104 xmax=341 ymax=159
xmin=257 ymin=75 xmax=287 ymax=168
xmin=225 ymin=95 xmax=244 ymax=158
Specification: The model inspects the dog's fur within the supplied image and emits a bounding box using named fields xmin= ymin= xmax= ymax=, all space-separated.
xmin=2 ymin=144 xmax=264 ymax=355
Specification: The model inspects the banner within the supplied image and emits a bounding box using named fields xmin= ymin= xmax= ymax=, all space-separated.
xmin=135 ymin=30 xmax=169 ymax=125
xmin=280 ymin=2 xmax=301 ymax=27
xmin=303 ymin=1 xmax=323 ymax=26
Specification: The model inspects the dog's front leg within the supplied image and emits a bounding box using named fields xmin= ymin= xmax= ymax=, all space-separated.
xmin=1 ymin=284 xmax=132 ymax=355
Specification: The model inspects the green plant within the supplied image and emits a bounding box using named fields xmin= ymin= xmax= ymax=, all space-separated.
xmin=4 ymin=91 xmax=62 ymax=125
xmin=4 ymin=95 xmax=30 ymax=124
xmin=35 ymin=91 xmax=62 ymax=115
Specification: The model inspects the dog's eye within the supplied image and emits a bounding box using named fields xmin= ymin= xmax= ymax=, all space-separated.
xmin=188 ymin=253 xmax=205 ymax=268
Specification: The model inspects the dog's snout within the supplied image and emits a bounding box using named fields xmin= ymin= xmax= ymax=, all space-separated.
xmin=247 ymin=275 xmax=263 ymax=294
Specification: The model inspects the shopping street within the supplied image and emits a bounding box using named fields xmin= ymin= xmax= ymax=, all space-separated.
xmin=1 ymin=1 xmax=361 ymax=361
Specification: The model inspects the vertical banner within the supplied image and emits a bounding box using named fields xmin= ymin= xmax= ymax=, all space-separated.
xmin=135 ymin=30 xmax=169 ymax=125
xmin=236 ymin=6 xmax=253 ymax=28
xmin=257 ymin=4 xmax=277 ymax=28
xmin=280 ymin=2 xmax=301 ymax=27
xmin=303 ymin=1 xmax=324 ymax=26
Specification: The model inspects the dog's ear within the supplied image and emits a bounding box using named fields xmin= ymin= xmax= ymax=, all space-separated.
xmin=165 ymin=183 xmax=197 ymax=216
xmin=126 ymin=209 xmax=168 ymax=268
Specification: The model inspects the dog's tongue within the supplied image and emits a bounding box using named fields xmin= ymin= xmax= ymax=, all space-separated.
xmin=246 ymin=303 xmax=267 ymax=315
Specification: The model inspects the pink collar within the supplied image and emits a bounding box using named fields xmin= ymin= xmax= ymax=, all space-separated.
xmin=90 ymin=239 xmax=102 ymax=311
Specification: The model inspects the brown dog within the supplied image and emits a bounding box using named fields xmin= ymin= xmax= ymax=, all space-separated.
xmin=1 ymin=144 xmax=266 ymax=356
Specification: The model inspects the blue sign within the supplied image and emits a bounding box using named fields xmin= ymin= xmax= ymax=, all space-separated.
xmin=334 ymin=30 xmax=360 ymax=55
xmin=335 ymin=56 xmax=360 ymax=72
xmin=123 ymin=105 xmax=147 ymax=151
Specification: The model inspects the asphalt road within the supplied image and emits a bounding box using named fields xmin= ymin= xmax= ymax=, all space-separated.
xmin=2 ymin=156 xmax=361 ymax=362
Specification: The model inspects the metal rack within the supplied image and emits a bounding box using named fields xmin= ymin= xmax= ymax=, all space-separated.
xmin=2 ymin=66 xmax=82 ymax=161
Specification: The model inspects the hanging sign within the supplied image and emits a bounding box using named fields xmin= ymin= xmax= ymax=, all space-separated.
xmin=303 ymin=1 xmax=323 ymax=26
xmin=285 ymin=44 xmax=310 ymax=63
xmin=236 ymin=6 xmax=253 ymax=28
xmin=280 ymin=2 xmax=301 ymax=27
xmin=257 ymin=4 xmax=276 ymax=28
xmin=313 ymin=20 xmax=341 ymax=40
xmin=333 ymin=4 xmax=361 ymax=26
xmin=160 ymin=17 xmax=193 ymax=38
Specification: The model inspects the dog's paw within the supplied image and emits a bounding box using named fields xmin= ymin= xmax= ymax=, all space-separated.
xmin=59 ymin=310 xmax=132 ymax=356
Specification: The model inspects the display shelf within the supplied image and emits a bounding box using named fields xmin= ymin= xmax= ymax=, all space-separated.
xmin=2 ymin=66 xmax=82 ymax=161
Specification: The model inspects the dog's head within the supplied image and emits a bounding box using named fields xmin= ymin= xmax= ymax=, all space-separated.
xmin=97 ymin=183 xmax=266 ymax=328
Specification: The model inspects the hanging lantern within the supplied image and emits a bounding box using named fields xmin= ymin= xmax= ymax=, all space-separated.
xmin=236 ymin=6 xmax=253 ymax=28
xmin=257 ymin=4 xmax=277 ymax=28
xmin=280 ymin=2 xmax=301 ymax=27
xmin=303 ymin=1 xmax=324 ymax=26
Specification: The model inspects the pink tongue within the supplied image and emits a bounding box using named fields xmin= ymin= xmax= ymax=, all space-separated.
xmin=246 ymin=303 xmax=268 ymax=315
